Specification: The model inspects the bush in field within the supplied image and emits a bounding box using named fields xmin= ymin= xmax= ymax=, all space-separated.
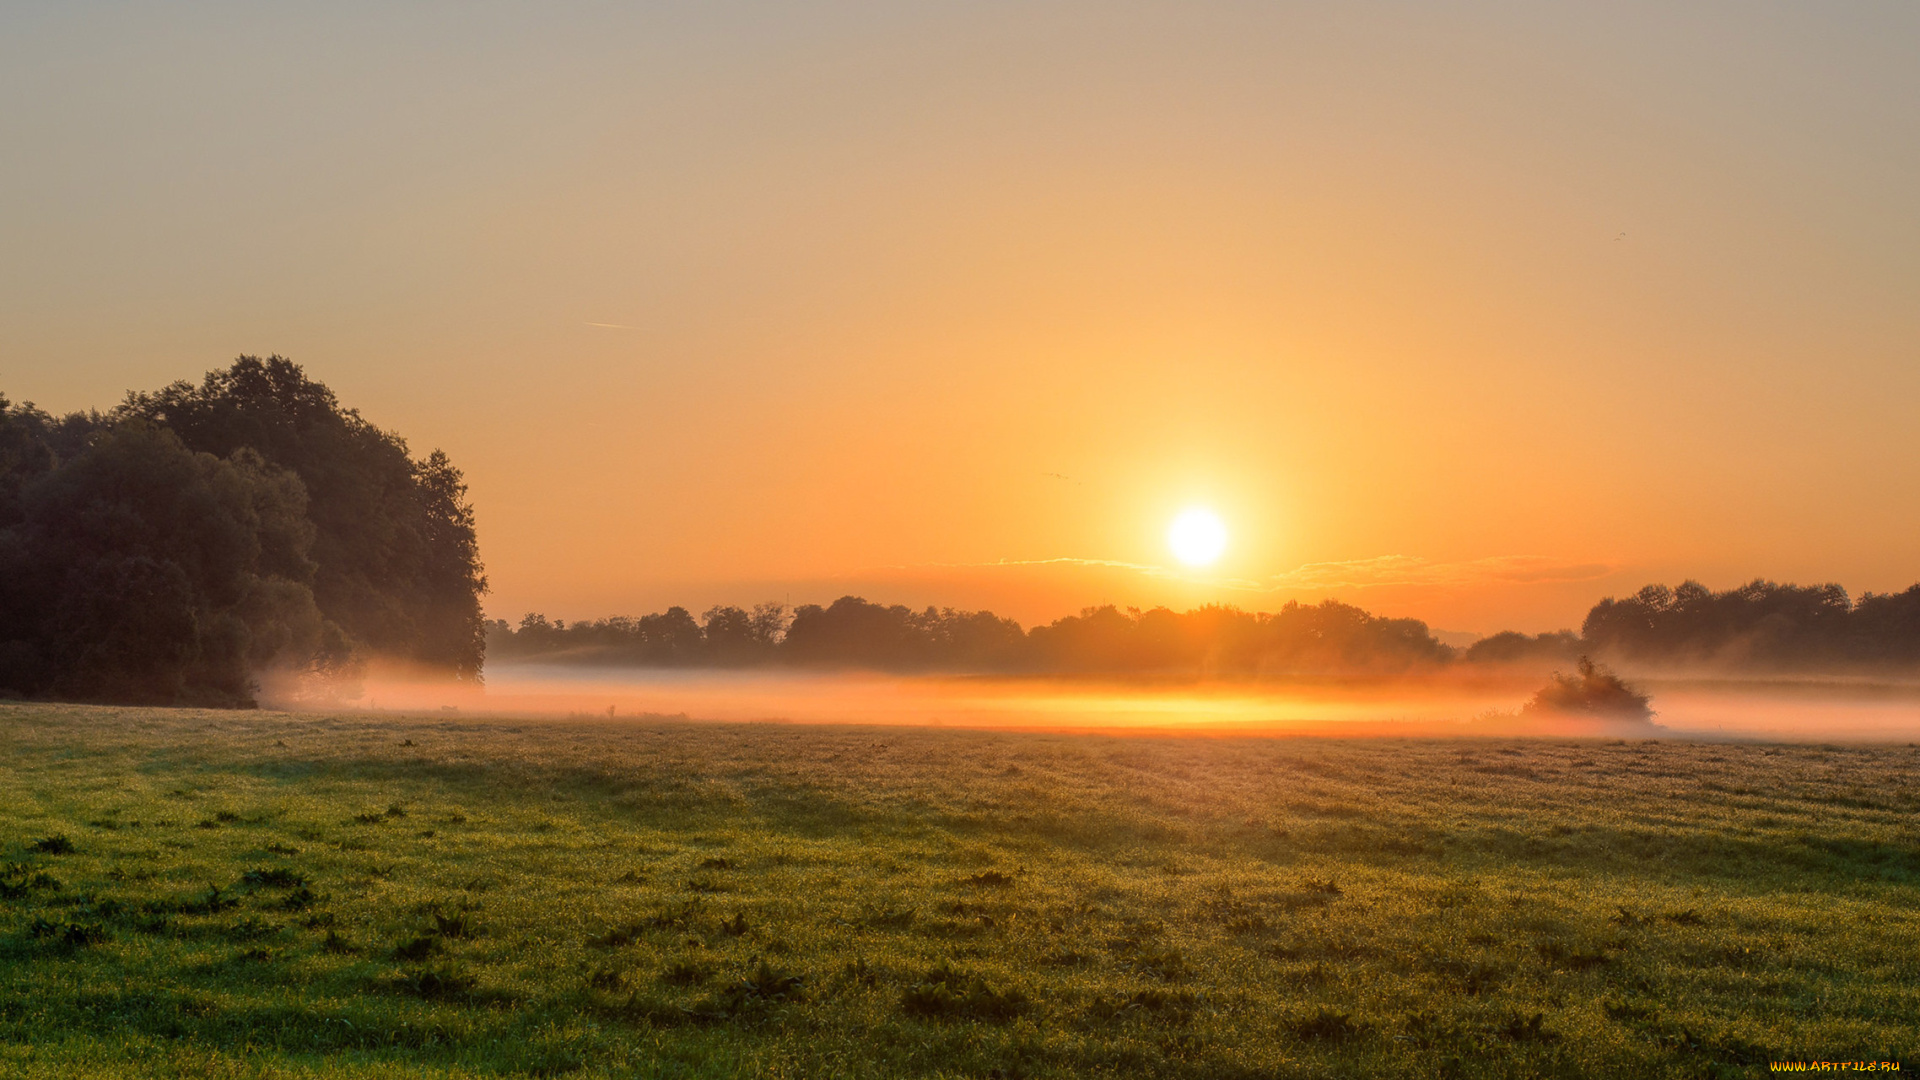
xmin=1522 ymin=657 xmax=1652 ymax=722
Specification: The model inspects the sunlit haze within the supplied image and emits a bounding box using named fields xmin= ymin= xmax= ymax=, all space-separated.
xmin=6 ymin=4 xmax=1918 ymax=633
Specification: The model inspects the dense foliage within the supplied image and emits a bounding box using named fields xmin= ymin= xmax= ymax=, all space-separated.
xmin=1520 ymin=657 xmax=1653 ymax=721
xmin=488 ymin=595 xmax=1457 ymax=675
xmin=0 ymin=358 xmax=485 ymax=705
xmin=495 ymin=579 xmax=1920 ymax=677
xmin=1583 ymin=579 xmax=1920 ymax=672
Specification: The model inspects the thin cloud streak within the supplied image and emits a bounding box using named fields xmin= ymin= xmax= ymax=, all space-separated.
xmin=1268 ymin=555 xmax=1614 ymax=590
xmin=871 ymin=549 xmax=1605 ymax=591
xmin=867 ymin=554 xmax=1609 ymax=596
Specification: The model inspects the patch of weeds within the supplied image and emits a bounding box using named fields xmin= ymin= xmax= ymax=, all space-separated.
xmin=105 ymin=867 xmax=154 ymax=883
xmin=684 ymin=959 xmax=804 ymax=1021
xmin=901 ymin=964 xmax=1028 ymax=1021
xmin=1402 ymin=1010 xmax=1468 ymax=1050
xmin=1197 ymin=889 xmax=1269 ymax=934
xmin=1496 ymin=1011 xmax=1557 ymax=1043
xmin=0 ymin=862 xmax=62 ymax=899
xmin=263 ymin=843 xmax=300 ymax=856
xmin=866 ymin=907 xmax=916 ymax=930
xmin=965 ymin=870 xmax=1015 ymax=888
xmin=87 ymin=819 xmax=120 ymax=831
xmin=393 ymin=935 xmax=441 ymax=962
xmin=280 ymin=887 xmax=317 ymax=911
xmin=1292 ymin=1007 xmax=1364 ymax=1043
xmin=241 ymin=868 xmax=307 ymax=889
xmin=1122 ymin=945 xmax=1192 ymax=982
xmin=176 ymin=884 xmax=240 ymax=916
xmin=321 ymin=930 xmax=357 ymax=954
xmin=214 ymin=811 xmax=241 ymax=823
xmin=225 ymin=916 xmax=281 ymax=941
xmin=384 ymin=805 xmax=407 ymax=819
xmin=1604 ymin=999 xmax=1658 ymax=1022
xmin=1611 ymin=907 xmax=1651 ymax=928
xmin=430 ymin=908 xmax=481 ymax=939
xmin=1087 ymin=988 xmax=1199 ymax=1026
xmin=301 ymin=911 xmax=336 ymax=929
xmin=1425 ymin=955 xmax=1507 ymax=996
xmin=29 ymin=917 xmax=110 ymax=947
xmin=1662 ymin=909 xmax=1707 ymax=926
xmin=660 ymin=959 xmax=712 ymax=986
xmin=1300 ymin=877 xmax=1343 ymax=896
xmin=29 ymin=835 xmax=75 ymax=855
xmin=1535 ymin=940 xmax=1608 ymax=971
xmin=588 ymin=967 xmax=628 ymax=991
xmin=396 ymin=964 xmax=478 ymax=1001
xmin=696 ymin=857 xmax=733 ymax=870
xmin=235 ymin=946 xmax=274 ymax=963
xmin=196 ymin=820 xmax=222 ymax=830
xmin=686 ymin=875 xmax=730 ymax=894
xmin=351 ymin=812 xmax=385 ymax=825
xmin=364 ymin=864 xmax=395 ymax=879
xmin=614 ymin=869 xmax=647 ymax=884
xmin=720 ymin=913 xmax=749 ymax=936
xmin=590 ymin=923 xmax=647 ymax=949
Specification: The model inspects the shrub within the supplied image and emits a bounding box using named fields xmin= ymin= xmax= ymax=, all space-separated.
xmin=1523 ymin=657 xmax=1653 ymax=721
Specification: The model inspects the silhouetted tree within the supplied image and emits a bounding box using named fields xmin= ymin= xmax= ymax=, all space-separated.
xmin=0 ymin=421 xmax=334 ymax=704
xmin=119 ymin=356 xmax=486 ymax=679
xmin=1582 ymin=579 xmax=1865 ymax=671
xmin=1463 ymin=629 xmax=1583 ymax=667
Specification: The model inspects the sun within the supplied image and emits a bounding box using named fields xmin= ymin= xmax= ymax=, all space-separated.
xmin=1167 ymin=507 xmax=1229 ymax=567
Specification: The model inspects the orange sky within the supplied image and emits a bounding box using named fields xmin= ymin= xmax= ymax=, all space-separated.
xmin=5 ymin=4 xmax=1918 ymax=635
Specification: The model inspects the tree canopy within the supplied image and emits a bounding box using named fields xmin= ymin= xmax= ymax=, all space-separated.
xmin=0 ymin=358 xmax=485 ymax=705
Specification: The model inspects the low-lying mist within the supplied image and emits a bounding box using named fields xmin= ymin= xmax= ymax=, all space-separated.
xmin=267 ymin=663 xmax=1920 ymax=742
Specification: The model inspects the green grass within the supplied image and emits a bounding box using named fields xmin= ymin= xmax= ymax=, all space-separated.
xmin=0 ymin=702 xmax=1915 ymax=1078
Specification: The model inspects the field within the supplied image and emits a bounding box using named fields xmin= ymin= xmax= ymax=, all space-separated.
xmin=0 ymin=703 xmax=1915 ymax=1079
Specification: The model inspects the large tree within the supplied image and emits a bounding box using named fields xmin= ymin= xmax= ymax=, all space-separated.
xmin=121 ymin=356 xmax=487 ymax=680
xmin=0 ymin=419 xmax=332 ymax=704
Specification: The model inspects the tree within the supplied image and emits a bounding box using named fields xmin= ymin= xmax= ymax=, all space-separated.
xmin=120 ymin=356 xmax=487 ymax=679
xmin=0 ymin=421 xmax=333 ymax=705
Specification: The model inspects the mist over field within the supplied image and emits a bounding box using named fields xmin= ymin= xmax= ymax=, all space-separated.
xmin=290 ymin=662 xmax=1920 ymax=743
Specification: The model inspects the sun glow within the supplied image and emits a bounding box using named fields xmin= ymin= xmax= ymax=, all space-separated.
xmin=1167 ymin=507 xmax=1229 ymax=567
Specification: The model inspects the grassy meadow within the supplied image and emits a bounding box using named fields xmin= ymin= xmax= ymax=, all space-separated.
xmin=0 ymin=702 xmax=1915 ymax=1078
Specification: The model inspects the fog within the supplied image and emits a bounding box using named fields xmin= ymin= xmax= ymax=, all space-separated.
xmin=274 ymin=664 xmax=1920 ymax=742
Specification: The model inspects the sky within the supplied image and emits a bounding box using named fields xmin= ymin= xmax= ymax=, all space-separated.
xmin=4 ymin=2 xmax=1917 ymax=635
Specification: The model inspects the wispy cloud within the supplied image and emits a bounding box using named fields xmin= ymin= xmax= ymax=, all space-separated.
xmin=1267 ymin=555 xmax=1613 ymax=590
xmin=869 ymin=556 xmax=1268 ymax=592
xmin=874 ymin=553 xmax=1610 ymax=593
xmin=585 ymin=321 xmax=641 ymax=330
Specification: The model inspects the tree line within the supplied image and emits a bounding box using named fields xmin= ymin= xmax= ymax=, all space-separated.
xmin=493 ymin=578 xmax=1920 ymax=677
xmin=0 ymin=357 xmax=486 ymax=706
xmin=489 ymin=594 xmax=1458 ymax=674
